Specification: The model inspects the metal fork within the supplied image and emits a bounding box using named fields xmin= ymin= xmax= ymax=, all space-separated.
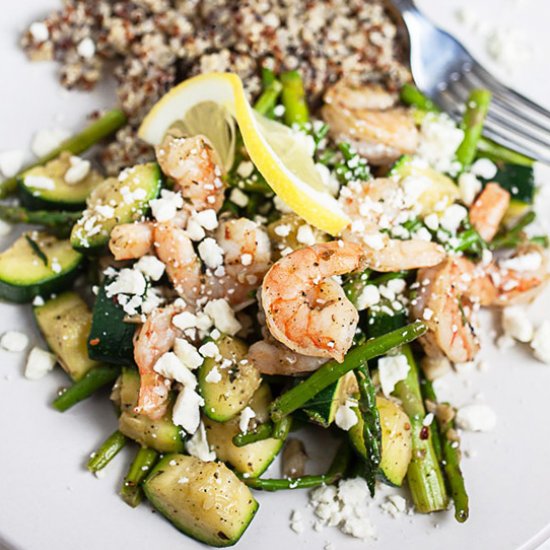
xmin=389 ymin=0 xmax=550 ymax=163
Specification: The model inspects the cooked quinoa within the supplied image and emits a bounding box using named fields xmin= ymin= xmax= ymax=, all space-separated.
xmin=22 ymin=0 xmax=409 ymax=175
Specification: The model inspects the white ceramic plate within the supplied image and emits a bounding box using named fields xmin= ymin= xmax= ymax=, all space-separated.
xmin=1 ymin=1 xmax=550 ymax=549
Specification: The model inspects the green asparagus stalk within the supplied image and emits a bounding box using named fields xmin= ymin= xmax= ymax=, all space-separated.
xmin=422 ymin=379 xmax=469 ymax=522
xmin=242 ymin=439 xmax=351 ymax=491
xmin=280 ymin=70 xmax=310 ymax=129
xmin=120 ymin=447 xmax=159 ymax=507
xmin=0 ymin=205 xmax=81 ymax=231
xmin=0 ymin=109 xmax=127 ymax=198
xmin=455 ymin=89 xmax=493 ymax=168
xmin=270 ymin=321 xmax=427 ymax=422
xmin=87 ymin=430 xmax=128 ymax=473
xmin=354 ymin=365 xmax=381 ymax=496
xmin=233 ymin=422 xmax=274 ymax=447
xmin=53 ymin=365 xmax=121 ymax=412
xmin=343 ymin=268 xmax=372 ymax=305
xmin=399 ymin=83 xmax=440 ymax=113
xmin=254 ymin=72 xmax=283 ymax=118
xmin=273 ymin=415 xmax=293 ymax=440
xmin=491 ymin=210 xmax=535 ymax=250
xmin=395 ymin=346 xmax=448 ymax=513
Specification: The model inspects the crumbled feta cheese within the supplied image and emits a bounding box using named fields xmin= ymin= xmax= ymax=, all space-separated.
xmin=185 ymin=421 xmax=215 ymax=461
xmin=24 ymin=347 xmax=56 ymax=380
xmin=274 ymin=195 xmax=293 ymax=214
xmin=153 ymin=352 xmax=197 ymax=388
xmin=31 ymin=128 xmax=70 ymax=157
xmin=241 ymin=253 xmax=253 ymax=266
xmin=274 ymin=224 xmax=291 ymax=238
xmin=290 ymin=510 xmax=305 ymax=534
xmin=0 ymin=150 xmax=24 ymax=178
xmin=173 ymin=386 xmax=204 ymax=434
xmin=531 ymin=321 xmax=550 ymax=364
xmin=149 ymin=190 xmax=183 ymax=222
xmin=502 ymin=306 xmax=533 ymax=343
xmin=172 ymin=311 xmax=198 ymax=331
xmin=458 ymin=172 xmax=482 ymax=206
xmin=355 ymin=285 xmax=380 ymax=311
xmin=177 ymin=476 xmax=189 ymax=484
xmin=381 ymin=494 xmax=408 ymax=517
xmin=199 ymin=341 xmax=219 ymax=358
xmin=229 ymin=188 xmax=249 ymax=207
xmin=0 ymin=331 xmax=29 ymax=352
xmin=77 ymin=37 xmax=96 ymax=59
xmin=455 ymin=404 xmax=497 ymax=432
xmin=499 ymin=252 xmax=542 ymax=272
xmin=239 ymin=406 xmax=256 ymax=433
xmin=237 ymin=161 xmax=254 ymax=178
xmin=29 ymin=21 xmax=49 ymax=42
xmin=32 ymin=296 xmax=45 ymax=306
xmin=482 ymin=248 xmax=493 ymax=266
xmin=378 ymin=354 xmax=409 ymax=397
xmin=424 ymin=213 xmax=439 ymax=231
xmin=173 ymin=338 xmax=204 ymax=370
xmin=335 ymin=400 xmax=358 ymax=431
xmin=185 ymin=219 xmax=206 ymax=241
xmin=423 ymin=413 xmax=434 ymax=426
xmin=205 ymin=365 xmax=222 ymax=383
xmin=204 ymin=299 xmax=242 ymax=336
xmin=496 ymin=333 xmax=516 ymax=350
xmin=471 ymin=158 xmax=498 ymax=180
xmin=440 ymin=204 xmax=468 ymax=233
xmin=296 ymin=224 xmax=316 ymax=246
xmin=193 ymin=209 xmax=218 ymax=230
xmin=24 ymin=175 xmax=55 ymax=190
xmin=135 ymin=255 xmax=165 ymax=281
xmin=64 ymin=156 xmax=91 ymax=184
xmin=412 ymin=227 xmax=432 ymax=242
xmin=316 ymin=162 xmax=340 ymax=196
xmin=363 ymin=232 xmax=385 ymax=251
xmin=198 ymin=238 xmax=224 ymax=269
xmin=105 ymin=268 xmax=146 ymax=297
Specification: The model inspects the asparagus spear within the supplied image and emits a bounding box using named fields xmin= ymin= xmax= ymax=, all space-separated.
xmin=233 ymin=422 xmax=274 ymax=447
xmin=87 ymin=430 xmax=128 ymax=473
xmin=0 ymin=109 xmax=127 ymax=198
xmin=395 ymin=346 xmax=449 ymax=513
xmin=354 ymin=365 xmax=381 ymax=496
xmin=273 ymin=415 xmax=293 ymax=439
xmin=422 ymin=378 xmax=469 ymax=522
xmin=270 ymin=321 xmax=427 ymax=422
xmin=120 ymin=447 xmax=159 ymax=507
xmin=491 ymin=210 xmax=535 ymax=250
xmin=399 ymin=83 xmax=440 ymax=113
xmin=53 ymin=365 xmax=121 ymax=412
xmin=280 ymin=70 xmax=310 ymax=129
xmin=241 ymin=439 xmax=351 ymax=491
xmin=0 ymin=205 xmax=81 ymax=232
xmin=455 ymin=89 xmax=492 ymax=168
xmin=254 ymin=70 xmax=283 ymax=118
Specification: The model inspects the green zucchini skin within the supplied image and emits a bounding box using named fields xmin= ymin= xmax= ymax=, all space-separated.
xmin=87 ymin=278 xmax=135 ymax=366
xmin=0 ymin=232 xmax=82 ymax=303
xmin=70 ymin=162 xmax=163 ymax=253
xmin=143 ymin=454 xmax=259 ymax=547
xmin=480 ymin=162 xmax=535 ymax=204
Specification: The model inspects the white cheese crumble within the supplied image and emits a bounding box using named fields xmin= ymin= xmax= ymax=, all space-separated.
xmin=149 ymin=190 xmax=184 ymax=222
xmin=29 ymin=21 xmax=49 ymax=42
xmin=471 ymin=158 xmax=498 ymax=180
xmin=335 ymin=399 xmax=358 ymax=431
xmin=236 ymin=161 xmax=254 ymax=178
xmin=185 ymin=421 xmax=215 ymax=461
xmin=77 ymin=37 xmax=96 ymax=59
xmin=0 ymin=331 xmax=29 ymax=352
xmin=172 ymin=311 xmax=199 ymax=331
xmin=173 ymin=386 xmax=204 ymax=434
xmin=31 ymin=128 xmax=70 ymax=157
xmin=204 ymin=299 xmax=242 ymax=336
xmin=424 ymin=213 xmax=439 ymax=231
xmin=105 ymin=268 xmax=147 ymax=297
xmin=296 ymin=224 xmax=316 ymax=246
xmin=185 ymin=219 xmax=206 ymax=241
xmin=289 ymin=510 xmax=305 ymax=534
xmin=64 ymin=155 xmax=91 ymax=184
xmin=440 ymin=204 xmax=468 ymax=233
xmin=173 ymin=338 xmax=204 ymax=370
xmin=502 ymin=306 xmax=533 ymax=343
xmin=205 ymin=365 xmax=222 ymax=384
xmin=458 ymin=172 xmax=482 ymax=206
xmin=198 ymin=238 xmax=224 ymax=269
xmin=499 ymin=252 xmax=542 ymax=272
xmin=274 ymin=224 xmax=291 ymax=237
xmin=363 ymin=232 xmax=385 ymax=251
xmin=193 ymin=209 xmax=218 ymax=230
xmin=134 ymin=255 xmax=165 ymax=281
xmin=355 ymin=285 xmax=380 ymax=311
xmin=238 ymin=406 xmax=256 ymax=433
xmin=378 ymin=354 xmax=409 ymax=397
xmin=24 ymin=175 xmax=55 ymax=190
xmin=199 ymin=341 xmax=220 ymax=358
xmin=0 ymin=150 xmax=24 ymax=178
xmin=153 ymin=352 xmax=197 ymax=388
xmin=229 ymin=188 xmax=249 ymax=207
xmin=455 ymin=404 xmax=497 ymax=432
xmin=531 ymin=321 xmax=550 ymax=365
xmin=274 ymin=195 xmax=293 ymax=214
xmin=25 ymin=347 xmax=56 ymax=380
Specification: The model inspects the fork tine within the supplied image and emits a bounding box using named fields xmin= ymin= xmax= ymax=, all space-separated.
xmin=466 ymin=64 xmax=550 ymax=131
xmin=483 ymin=123 xmax=550 ymax=164
xmin=485 ymin=111 xmax=550 ymax=150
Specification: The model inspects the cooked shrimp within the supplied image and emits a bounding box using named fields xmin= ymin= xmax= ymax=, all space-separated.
xmin=133 ymin=305 xmax=183 ymax=419
xmin=412 ymin=257 xmax=482 ymax=363
xmin=153 ymin=222 xmax=202 ymax=304
xmin=322 ymin=80 xmax=418 ymax=165
xmin=156 ymin=134 xmax=225 ymax=212
xmin=206 ymin=218 xmax=272 ymax=308
xmin=109 ymin=223 xmax=154 ymax=261
xmin=340 ymin=178 xmax=446 ymax=271
xmin=469 ymin=183 xmax=510 ymax=242
xmin=262 ymin=241 xmax=366 ymax=362
xmin=248 ymin=339 xmax=327 ymax=375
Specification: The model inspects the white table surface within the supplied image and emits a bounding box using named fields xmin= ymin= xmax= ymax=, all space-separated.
xmin=1 ymin=1 xmax=550 ymax=549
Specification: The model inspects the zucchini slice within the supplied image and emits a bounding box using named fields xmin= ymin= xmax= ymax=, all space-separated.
xmin=205 ymin=384 xmax=284 ymax=477
xmin=199 ymin=335 xmax=262 ymax=422
xmin=143 ymin=454 xmax=258 ymax=547
xmin=117 ymin=367 xmax=185 ymax=453
xmin=480 ymin=162 xmax=535 ymax=205
xmin=301 ymin=371 xmax=357 ymax=427
xmin=70 ymin=163 xmax=162 ymax=252
xmin=349 ymin=396 xmax=412 ymax=487
xmin=88 ymin=277 xmax=136 ymax=366
xmin=0 ymin=232 xmax=82 ymax=303
xmin=19 ymin=151 xmax=103 ymax=211
xmin=34 ymin=291 xmax=100 ymax=381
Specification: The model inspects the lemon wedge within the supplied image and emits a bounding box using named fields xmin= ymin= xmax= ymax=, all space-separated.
xmin=138 ymin=72 xmax=350 ymax=235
